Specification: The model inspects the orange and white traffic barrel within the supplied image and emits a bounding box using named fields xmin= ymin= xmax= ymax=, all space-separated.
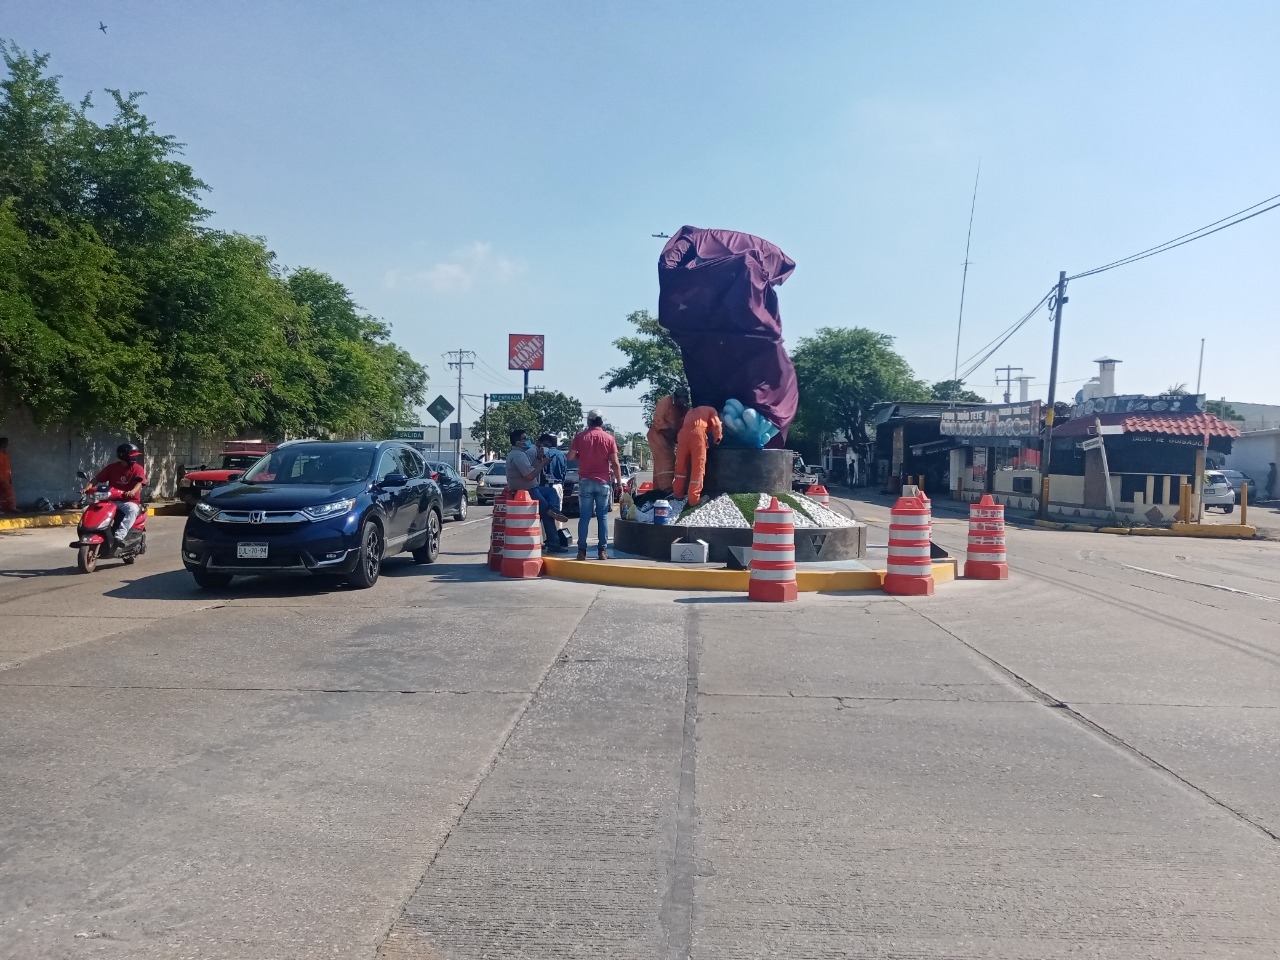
xmin=807 ymin=484 xmax=830 ymax=507
xmin=500 ymin=490 xmax=543 ymax=578
xmin=748 ymin=496 xmax=798 ymax=602
xmin=883 ymin=493 xmax=934 ymax=596
xmin=487 ymin=488 xmax=508 ymax=571
xmin=964 ymin=494 xmax=1008 ymax=580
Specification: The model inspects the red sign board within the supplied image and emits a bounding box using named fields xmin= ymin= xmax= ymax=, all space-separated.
xmin=508 ymin=334 xmax=545 ymax=371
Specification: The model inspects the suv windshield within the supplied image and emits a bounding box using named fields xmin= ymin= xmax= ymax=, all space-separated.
xmin=242 ymin=445 xmax=376 ymax=484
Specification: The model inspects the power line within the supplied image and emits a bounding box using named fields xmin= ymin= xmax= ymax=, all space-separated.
xmin=1068 ymin=191 xmax=1280 ymax=281
xmin=952 ymin=162 xmax=981 ymax=384
xmin=954 ymin=288 xmax=1055 ymax=384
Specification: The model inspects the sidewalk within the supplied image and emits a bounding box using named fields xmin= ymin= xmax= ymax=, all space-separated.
xmin=831 ymin=484 xmax=1279 ymax=539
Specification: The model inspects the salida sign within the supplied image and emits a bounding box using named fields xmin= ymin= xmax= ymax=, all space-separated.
xmin=508 ymin=334 xmax=545 ymax=371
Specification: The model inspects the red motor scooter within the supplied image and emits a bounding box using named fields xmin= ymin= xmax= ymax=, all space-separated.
xmin=69 ymin=471 xmax=148 ymax=573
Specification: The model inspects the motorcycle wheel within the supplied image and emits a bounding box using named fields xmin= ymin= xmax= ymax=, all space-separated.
xmin=122 ymin=554 xmax=136 ymax=565
xmin=77 ymin=544 xmax=99 ymax=574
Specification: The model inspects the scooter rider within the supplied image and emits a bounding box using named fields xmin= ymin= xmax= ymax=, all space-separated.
xmin=85 ymin=443 xmax=146 ymax=544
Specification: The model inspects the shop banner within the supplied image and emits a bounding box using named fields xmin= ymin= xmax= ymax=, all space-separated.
xmin=940 ymin=402 xmax=1041 ymax=439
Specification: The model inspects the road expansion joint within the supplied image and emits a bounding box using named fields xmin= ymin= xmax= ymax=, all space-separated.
xmin=660 ymin=606 xmax=701 ymax=960
xmin=1013 ymin=562 xmax=1280 ymax=670
xmin=908 ymin=604 xmax=1280 ymax=845
xmin=0 ymin=681 xmax=531 ymax=695
xmin=373 ymin=589 xmax=602 ymax=959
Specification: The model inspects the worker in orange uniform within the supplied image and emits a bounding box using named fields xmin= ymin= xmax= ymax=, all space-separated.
xmin=646 ymin=386 xmax=689 ymax=493
xmin=672 ymin=405 xmax=723 ymax=506
xmin=0 ymin=437 xmax=16 ymax=513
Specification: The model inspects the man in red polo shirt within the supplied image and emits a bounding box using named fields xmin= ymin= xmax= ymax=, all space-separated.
xmin=568 ymin=409 xmax=621 ymax=561
xmin=85 ymin=442 xmax=147 ymax=544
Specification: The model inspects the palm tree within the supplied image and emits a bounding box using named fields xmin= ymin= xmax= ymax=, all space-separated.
xmin=1165 ymin=382 xmax=1188 ymax=396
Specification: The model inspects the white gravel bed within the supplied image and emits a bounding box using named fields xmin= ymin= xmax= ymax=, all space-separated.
xmin=791 ymin=494 xmax=856 ymax=528
xmin=680 ymin=494 xmax=751 ymax=528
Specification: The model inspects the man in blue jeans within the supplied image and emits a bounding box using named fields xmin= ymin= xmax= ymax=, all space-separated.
xmin=568 ymin=409 xmax=622 ymax=560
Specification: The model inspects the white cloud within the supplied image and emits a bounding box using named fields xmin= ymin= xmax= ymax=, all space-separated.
xmin=385 ymin=242 xmax=526 ymax=293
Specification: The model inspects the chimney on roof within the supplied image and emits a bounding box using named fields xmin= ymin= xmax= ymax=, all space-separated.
xmin=1095 ymin=357 xmax=1121 ymax=397
xmin=1015 ymin=376 xmax=1033 ymax=403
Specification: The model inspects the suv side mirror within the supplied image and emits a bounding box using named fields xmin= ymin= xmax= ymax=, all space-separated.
xmin=228 ymin=473 xmax=243 ymax=482
xmin=381 ymin=473 xmax=408 ymax=488
xmin=76 ymin=470 xmax=88 ymax=480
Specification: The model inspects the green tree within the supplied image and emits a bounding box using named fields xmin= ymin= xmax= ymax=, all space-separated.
xmin=0 ymin=44 xmax=427 ymax=438
xmin=930 ymin=379 xmax=986 ymax=403
xmin=470 ymin=390 xmax=583 ymax=455
xmin=791 ymin=327 xmax=928 ymax=447
xmin=601 ymin=309 xmax=687 ymax=422
xmin=1206 ymin=399 xmax=1244 ymax=421
xmin=1165 ymin=383 xmax=1189 ymax=396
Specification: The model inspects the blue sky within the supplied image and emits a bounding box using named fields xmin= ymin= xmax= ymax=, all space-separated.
xmin=8 ymin=1 xmax=1279 ymax=433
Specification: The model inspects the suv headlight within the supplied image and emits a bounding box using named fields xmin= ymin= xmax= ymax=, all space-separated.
xmin=303 ymin=498 xmax=356 ymax=521
xmin=193 ymin=501 xmax=220 ymax=521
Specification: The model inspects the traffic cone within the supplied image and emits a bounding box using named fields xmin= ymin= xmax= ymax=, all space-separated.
xmin=637 ymin=480 xmax=653 ymax=495
xmin=883 ymin=493 xmax=934 ymax=596
xmin=964 ymin=494 xmax=1008 ymax=580
xmin=500 ymin=490 xmax=543 ymax=578
xmin=748 ymin=497 xmax=798 ymax=602
xmin=807 ymin=484 xmax=830 ymax=507
xmin=487 ymin=488 xmax=508 ymax=571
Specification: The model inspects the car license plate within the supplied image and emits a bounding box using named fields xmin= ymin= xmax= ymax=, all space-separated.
xmin=237 ymin=542 xmax=268 ymax=559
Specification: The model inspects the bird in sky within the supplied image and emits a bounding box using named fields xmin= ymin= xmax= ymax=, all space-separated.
xmin=99 ymin=22 xmax=108 ymax=33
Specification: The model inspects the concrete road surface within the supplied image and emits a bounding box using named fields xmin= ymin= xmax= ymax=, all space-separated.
xmin=2 ymin=498 xmax=1279 ymax=958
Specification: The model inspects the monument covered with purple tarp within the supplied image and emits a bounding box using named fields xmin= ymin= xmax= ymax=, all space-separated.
xmin=657 ymin=225 xmax=799 ymax=446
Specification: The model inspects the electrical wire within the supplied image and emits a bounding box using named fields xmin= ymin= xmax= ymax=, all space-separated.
xmin=953 ymin=288 xmax=1055 ymax=384
xmin=1069 ymin=192 xmax=1280 ymax=280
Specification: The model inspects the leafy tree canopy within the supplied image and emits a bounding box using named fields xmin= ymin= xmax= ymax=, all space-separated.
xmin=601 ymin=309 xmax=687 ymax=423
xmin=792 ymin=327 xmax=928 ymax=446
xmin=470 ymin=390 xmax=583 ymax=455
xmin=0 ymin=42 xmax=425 ymax=436
xmin=930 ymin=379 xmax=987 ymax=403
xmin=1206 ymin=399 xmax=1244 ymax=421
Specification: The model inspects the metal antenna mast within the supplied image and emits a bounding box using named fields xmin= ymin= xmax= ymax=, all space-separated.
xmin=951 ymin=162 xmax=981 ymax=387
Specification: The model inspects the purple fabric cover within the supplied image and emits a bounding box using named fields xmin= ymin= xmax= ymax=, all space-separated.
xmin=657 ymin=226 xmax=798 ymax=445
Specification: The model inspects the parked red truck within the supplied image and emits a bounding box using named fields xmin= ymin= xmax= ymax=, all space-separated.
xmin=177 ymin=441 xmax=276 ymax=509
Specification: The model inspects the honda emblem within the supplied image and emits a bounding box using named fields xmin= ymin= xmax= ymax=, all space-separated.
xmin=250 ymin=511 xmax=265 ymax=524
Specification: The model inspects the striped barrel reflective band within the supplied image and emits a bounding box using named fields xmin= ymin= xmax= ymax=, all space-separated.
xmin=968 ymin=535 xmax=1005 ymax=545
xmin=752 ymin=543 xmax=795 ymax=554
xmin=890 ymin=514 xmax=931 ymax=529
xmin=887 ymin=545 xmax=932 ymax=559
xmin=972 ymin=509 xmax=1003 ymax=519
xmin=753 ymin=522 xmax=794 ymax=535
xmin=750 ymin=567 xmax=797 ymax=581
xmin=502 ymin=546 xmax=542 ymax=559
xmin=505 ymin=505 xmax=539 ymax=518
xmin=888 ymin=526 xmax=930 ymax=539
xmin=751 ymin=553 xmax=796 ymax=567
xmin=887 ymin=562 xmax=932 ymax=576
xmin=968 ymin=522 xmax=1003 ymax=533
xmin=752 ymin=532 xmax=794 ymax=545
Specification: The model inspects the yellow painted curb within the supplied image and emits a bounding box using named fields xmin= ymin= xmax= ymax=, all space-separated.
xmin=151 ymin=501 xmax=190 ymax=516
xmin=541 ymin=555 xmax=957 ymax=593
xmin=1169 ymin=522 xmax=1256 ymax=539
xmin=1 ymin=506 xmax=161 ymax=532
xmin=0 ymin=512 xmax=82 ymax=531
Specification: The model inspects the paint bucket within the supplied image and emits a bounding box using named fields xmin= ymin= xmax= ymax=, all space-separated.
xmin=653 ymin=499 xmax=671 ymax=525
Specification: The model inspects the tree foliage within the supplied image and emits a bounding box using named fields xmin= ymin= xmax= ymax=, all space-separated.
xmin=0 ymin=43 xmax=425 ymax=436
xmin=930 ymin=379 xmax=986 ymax=403
xmin=792 ymin=327 xmax=928 ymax=446
xmin=470 ymin=390 xmax=584 ymax=455
xmin=1206 ymin=399 xmax=1244 ymax=421
xmin=601 ymin=309 xmax=687 ymax=423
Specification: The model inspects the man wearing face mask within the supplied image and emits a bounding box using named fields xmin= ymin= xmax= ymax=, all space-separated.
xmin=506 ymin=428 xmax=567 ymax=526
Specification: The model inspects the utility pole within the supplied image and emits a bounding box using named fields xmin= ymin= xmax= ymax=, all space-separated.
xmin=1195 ymin=338 xmax=1205 ymax=395
xmin=995 ymin=365 xmax=1023 ymax=404
xmin=446 ymin=349 xmax=475 ymax=471
xmin=482 ymin=394 xmax=489 ymax=460
xmin=1040 ymin=271 xmax=1068 ymax=518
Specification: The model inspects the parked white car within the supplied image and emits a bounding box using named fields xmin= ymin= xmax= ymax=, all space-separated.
xmin=468 ymin=460 xmax=497 ymax=482
xmin=1202 ymin=471 xmax=1236 ymax=513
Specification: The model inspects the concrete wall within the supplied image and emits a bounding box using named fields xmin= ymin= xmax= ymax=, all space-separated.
xmin=0 ymin=407 xmax=222 ymax=508
xmin=1226 ymin=431 xmax=1280 ymax=490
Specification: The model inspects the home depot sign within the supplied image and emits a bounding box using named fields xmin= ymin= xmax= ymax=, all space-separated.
xmin=508 ymin=334 xmax=545 ymax=371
